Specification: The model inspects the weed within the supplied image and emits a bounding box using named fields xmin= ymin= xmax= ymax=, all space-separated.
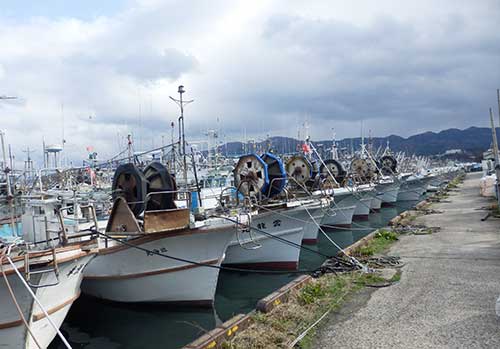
xmin=391 ymin=271 xmax=402 ymax=283
xmin=353 ymin=229 xmax=399 ymax=256
xmin=299 ymin=282 xmax=326 ymax=305
xmin=375 ymin=230 xmax=398 ymax=241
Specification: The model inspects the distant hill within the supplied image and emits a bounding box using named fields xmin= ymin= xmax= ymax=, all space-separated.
xmin=218 ymin=127 xmax=496 ymax=159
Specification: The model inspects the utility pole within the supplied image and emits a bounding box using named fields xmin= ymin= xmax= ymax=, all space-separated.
xmin=489 ymin=108 xmax=499 ymax=165
xmin=169 ymin=85 xmax=194 ymax=187
xmin=489 ymin=107 xmax=500 ymax=207
xmin=494 ymin=92 xmax=500 ymax=207
xmin=497 ymin=89 xmax=500 ymax=130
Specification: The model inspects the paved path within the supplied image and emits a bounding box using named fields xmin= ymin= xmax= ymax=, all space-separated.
xmin=316 ymin=173 xmax=500 ymax=348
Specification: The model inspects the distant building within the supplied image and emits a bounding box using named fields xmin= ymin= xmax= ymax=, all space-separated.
xmin=443 ymin=149 xmax=463 ymax=155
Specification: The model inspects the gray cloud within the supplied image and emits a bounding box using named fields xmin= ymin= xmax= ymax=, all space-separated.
xmin=0 ymin=0 xmax=499 ymax=165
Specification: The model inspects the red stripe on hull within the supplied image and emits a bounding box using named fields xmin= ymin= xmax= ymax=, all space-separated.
xmin=301 ymin=238 xmax=318 ymax=245
xmin=353 ymin=214 xmax=369 ymax=221
xmin=323 ymin=223 xmax=352 ymax=229
xmin=83 ymin=293 xmax=214 ymax=308
xmin=223 ymin=261 xmax=298 ymax=270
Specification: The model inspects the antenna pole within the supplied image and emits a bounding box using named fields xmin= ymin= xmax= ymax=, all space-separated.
xmin=169 ymin=85 xmax=193 ymax=188
xmin=127 ymin=134 xmax=133 ymax=163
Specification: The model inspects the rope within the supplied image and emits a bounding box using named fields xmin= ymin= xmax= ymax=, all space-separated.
xmin=0 ymin=251 xmax=43 ymax=349
xmin=209 ymin=216 xmax=333 ymax=259
xmin=253 ymin=202 xmax=380 ymax=232
xmin=301 ymin=204 xmax=367 ymax=271
xmin=92 ymin=230 xmax=348 ymax=275
xmin=1 ymin=242 xmax=74 ymax=349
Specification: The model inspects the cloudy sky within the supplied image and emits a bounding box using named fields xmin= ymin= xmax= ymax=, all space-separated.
xmin=0 ymin=0 xmax=499 ymax=164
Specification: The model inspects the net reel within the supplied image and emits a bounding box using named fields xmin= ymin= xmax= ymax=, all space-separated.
xmin=233 ymin=154 xmax=270 ymax=197
xmin=319 ymin=159 xmax=346 ymax=184
xmin=112 ymin=162 xmax=177 ymax=217
xmin=143 ymin=162 xmax=177 ymax=211
xmin=350 ymin=158 xmax=376 ymax=181
xmin=285 ymin=155 xmax=313 ymax=186
xmin=112 ymin=163 xmax=148 ymax=216
xmin=261 ymin=153 xmax=287 ymax=197
xmin=379 ymin=155 xmax=398 ymax=175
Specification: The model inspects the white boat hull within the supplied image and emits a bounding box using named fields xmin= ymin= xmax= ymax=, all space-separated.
xmin=397 ymin=179 xmax=426 ymax=201
xmin=300 ymin=201 xmax=326 ymax=245
xmin=0 ymin=251 xmax=93 ymax=349
xmin=82 ymin=228 xmax=234 ymax=305
xmin=223 ymin=207 xmax=305 ymax=270
xmin=353 ymin=197 xmax=373 ymax=220
xmin=377 ymin=181 xmax=400 ymax=204
xmin=370 ymin=193 xmax=383 ymax=210
xmin=321 ymin=204 xmax=356 ymax=228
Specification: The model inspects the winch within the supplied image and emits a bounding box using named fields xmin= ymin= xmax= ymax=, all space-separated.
xmin=379 ymin=155 xmax=398 ymax=175
xmin=233 ymin=153 xmax=287 ymax=198
xmin=285 ymin=155 xmax=313 ymax=186
xmin=350 ymin=158 xmax=377 ymax=181
xmin=319 ymin=159 xmax=346 ymax=184
xmin=112 ymin=162 xmax=177 ymax=216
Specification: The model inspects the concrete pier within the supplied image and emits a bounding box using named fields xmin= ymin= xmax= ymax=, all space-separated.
xmin=316 ymin=173 xmax=500 ymax=348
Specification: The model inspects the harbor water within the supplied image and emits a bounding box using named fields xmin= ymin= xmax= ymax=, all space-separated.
xmin=49 ymin=201 xmax=417 ymax=349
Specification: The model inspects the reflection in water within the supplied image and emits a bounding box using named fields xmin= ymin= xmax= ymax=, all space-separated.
xmin=50 ymin=202 xmax=417 ymax=349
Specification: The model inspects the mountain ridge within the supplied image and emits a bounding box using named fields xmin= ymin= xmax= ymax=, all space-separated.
xmin=218 ymin=126 xmax=495 ymax=159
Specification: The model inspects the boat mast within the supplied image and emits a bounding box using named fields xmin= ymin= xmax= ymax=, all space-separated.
xmin=331 ymin=128 xmax=338 ymax=160
xmin=169 ymin=85 xmax=194 ymax=187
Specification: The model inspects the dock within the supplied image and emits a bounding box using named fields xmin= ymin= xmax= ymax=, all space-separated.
xmin=315 ymin=172 xmax=500 ymax=348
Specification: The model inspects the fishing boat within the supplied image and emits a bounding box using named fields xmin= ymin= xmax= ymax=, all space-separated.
xmin=397 ymin=173 xmax=426 ymax=201
xmin=1 ymin=241 xmax=95 ymax=348
xmin=221 ymin=153 xmax=310 ymax=269
xmin=300 ymin=198 xmax=328 ymax=244
xmin=320 ymin=188 xmax=357 ymax=228
xmin=222 ymin=202 xmax=307 ymax=269
xmin=377 ymin=178 xmax=400 ymax=205
xmin=1 ymin=193 xmax=96 ymax=348
xmin=81 ymin=162 xmax=236 ymax=305
xmin=351 ymin=184 xmax=376 ymax=220
xmin=285 ymin=154 xmax=357 ymax=229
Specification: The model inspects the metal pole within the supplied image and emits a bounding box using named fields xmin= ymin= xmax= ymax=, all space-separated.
xmin=171 ymin=122 xmax=176 ymax=174
xmin=497 ymin=89 xmax=500 ymax=131
xmin=180 ymin=89 xmax=188 ymax=188
xmin=190 ymin=147 xmax=202 ymax=207
xmin=490 ymin=108 xmax=499 ymax=165
xmin=127 ymin=134 xmax=132 ymax=163
xmin=1 ymin=131 xmax=16 ymax=236
xmin=489 ymin=107 xmax=500 ymax=207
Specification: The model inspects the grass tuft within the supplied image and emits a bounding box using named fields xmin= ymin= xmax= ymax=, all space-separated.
xmin=353 ymin=229 xmax=399 ymax=256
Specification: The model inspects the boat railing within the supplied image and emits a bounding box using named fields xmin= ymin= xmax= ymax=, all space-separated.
xmin=54 ymin=204 xmax=100 ymax=245
xmin=22 ymin=242 xmax=61 ymax=289
xmin=218 ymin=186 xmax=242 ymax=209
xmin=235 ymin=211 xmax=261 ymax=250
xmin=265 ymin=177 xmax=289 ymax=201
xmin=144 ymin=189 xmax=193 ymax=211
xmin=286 ymin=176 xmax=313 ymax=198
xmin=0 ymin=240 xmax=72 ymax=348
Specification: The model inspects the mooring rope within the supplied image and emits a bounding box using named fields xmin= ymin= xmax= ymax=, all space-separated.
xmin=91 ymin=230 xmax=359 ymax=276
